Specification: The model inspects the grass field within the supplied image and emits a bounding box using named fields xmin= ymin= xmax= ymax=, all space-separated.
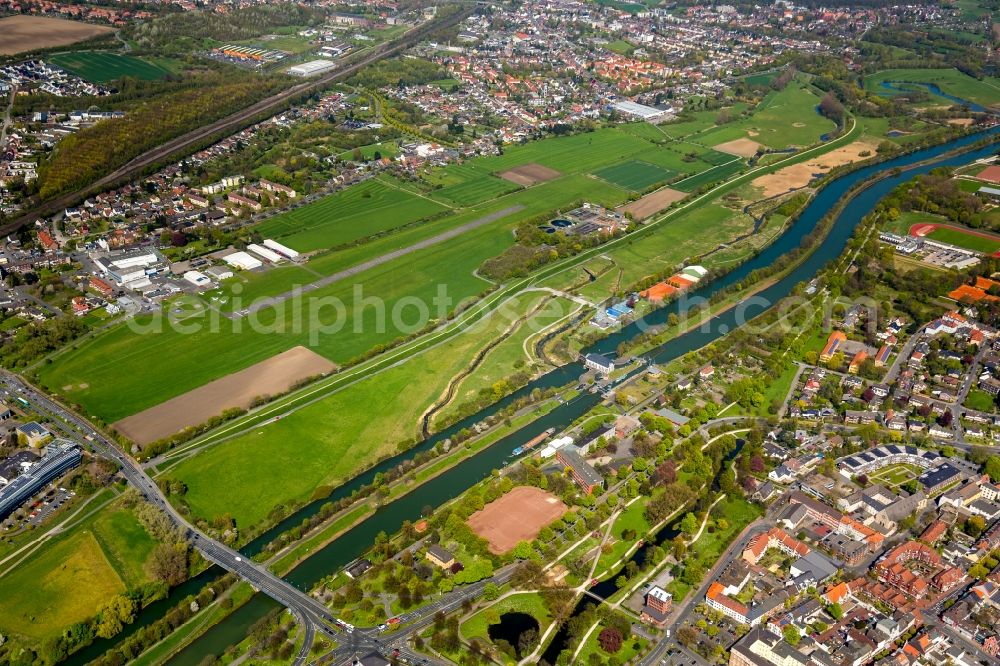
xmin=0 ymin=502 xmax=157 ymax=641
xmin=926 ymin=226 xmax=1000 ymax=254
xmin=593 ymin=159 xmax=676 ymax=191
xmin=864 ymin=68 xmax=1000 ymax=108
xmin=738 ymin=84 xmax=837 ymax=147
xmin=673 ymin=160 xmax=744 ymax=192
xmin=37 ymin=92 xmax=842 ymax=428
xmin=161 ymin=294 xmax=562 ymax=530
xmin=460 ymin=592 xmax=553 ymax=641
xmin=433 ymin=296 xmax=575 ymax=428
xmin=868 ymin=463 xmax=923 ymax=490
xmin=50 ymin=52 xmax=173 ymax=81
xmin=433 ymin=173 xmax=521 ymax=205
xmin=596 ymin=496 xmax=653 ymax=573
xmin=255 ymin=178 xmax=449 ymax=252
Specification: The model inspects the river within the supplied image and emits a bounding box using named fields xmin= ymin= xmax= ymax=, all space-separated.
xmin=74 ymin=125 xmax=999 ymax=665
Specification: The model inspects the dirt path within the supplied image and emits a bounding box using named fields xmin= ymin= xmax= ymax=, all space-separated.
xmin=419 ymin=295 xmax=551 ymax=436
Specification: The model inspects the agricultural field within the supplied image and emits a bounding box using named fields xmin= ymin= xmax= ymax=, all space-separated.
xmin=593 ymin=160 xmax=677 ymax=191
xmin=864 ymin=68 xmax=1000 ymax=108
xmin=50 ymin=52 xmax=174 ymax=82
xmin=0 ymin=501 xmax=158 ymax=642
xmin=160 ymin=293 xmax=564 ymax=530
xmin=0 ymin=15 xmax=113 ymax=55
xmin=255 ymin=178 xmax=450 ymax=252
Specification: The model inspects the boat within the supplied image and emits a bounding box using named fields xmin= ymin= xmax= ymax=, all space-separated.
xmin=512 ymin=427 xmax=556 ymax=456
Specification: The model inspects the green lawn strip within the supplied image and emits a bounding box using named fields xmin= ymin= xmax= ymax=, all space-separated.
xmin=460 ymin=591 xmax=553 ymax=641
xmin=268 ymin=503 xmax=373 ymax=574
xmin=130 ymin=582 xmax=255 ymax=666
xmin=594 ymin=497 xmax=653 ymax=574
xmin=757 ymin=363 xmax=799 ymax=416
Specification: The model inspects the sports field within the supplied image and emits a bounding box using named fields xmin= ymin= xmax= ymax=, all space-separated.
xmin=911 ymin=222 xmax=1000 ymax=254
xmin=466 ymin=486 xmax=568 ymax=554
xmin=50 ymin=52 xmax=173 ymax=82
xmin=0 ymin=502 xmax=157 ymax=640
xmin=927 ymin=227 xmax=1000 ymax=254
xmin=256 ymin=178 xmax=449 ymax=252
xmin=593 ymin=159 xmax=676 ymax=191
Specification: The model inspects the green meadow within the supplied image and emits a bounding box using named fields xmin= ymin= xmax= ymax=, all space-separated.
xmin=0 ymin=502 xmax=158 ymax=642
xmin=50 ymin=52 xmax=174 ymax=82
xmin=161 ymin=293 xmax=561 ymax=529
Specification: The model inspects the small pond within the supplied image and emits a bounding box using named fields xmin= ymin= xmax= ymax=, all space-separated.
xmin=488 ymin=611 xmax=540 ymax=658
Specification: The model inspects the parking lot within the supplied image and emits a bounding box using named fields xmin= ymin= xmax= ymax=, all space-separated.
xmin=2 ymin=485 xmax=74 ymax=531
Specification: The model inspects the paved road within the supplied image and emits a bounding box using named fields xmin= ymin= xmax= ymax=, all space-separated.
xmin=638 ymin=518 xmax=769 ymax=666
xmin=237 ymin=205 xmax=525 ymax=317
xmin=3 ymin=372 xmax=343 ymax=664
xmin=317 ymin=566 xmax=517 ymax=665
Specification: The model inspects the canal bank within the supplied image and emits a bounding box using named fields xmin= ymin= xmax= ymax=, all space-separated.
xmin=74 ymin=124 xmax=999 ymax=666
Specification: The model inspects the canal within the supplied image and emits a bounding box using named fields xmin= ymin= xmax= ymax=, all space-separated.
xmin=76 ymin=126 xmax=1000 ymax=664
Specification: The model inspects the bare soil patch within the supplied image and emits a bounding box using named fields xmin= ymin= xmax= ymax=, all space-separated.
xmin=0 ymin=16 xmax=113 ymax=55
xmin=498 ymin=163 xmax=562 ymax=187
xmin=751 ymin=140 xmax=879 ymax=197
xmin=713 ymin=137 xmax=762 ymax=158
xmin=947 ymin=118 xmax=974 ymax=126
xmin=113 ymin=346 xmax=336 ymax=445
xmin=619 ymin=187 xmax=687 ymax=220
xmin=467 ymin=486 xmax=568 ymax=554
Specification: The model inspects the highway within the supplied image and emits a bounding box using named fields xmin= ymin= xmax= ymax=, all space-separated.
xmin=2 ymin=5 xmax=473 ymax=237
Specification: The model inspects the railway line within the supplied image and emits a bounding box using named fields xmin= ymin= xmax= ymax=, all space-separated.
xmin=3 ymin=4 xmax=473 ymax=235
